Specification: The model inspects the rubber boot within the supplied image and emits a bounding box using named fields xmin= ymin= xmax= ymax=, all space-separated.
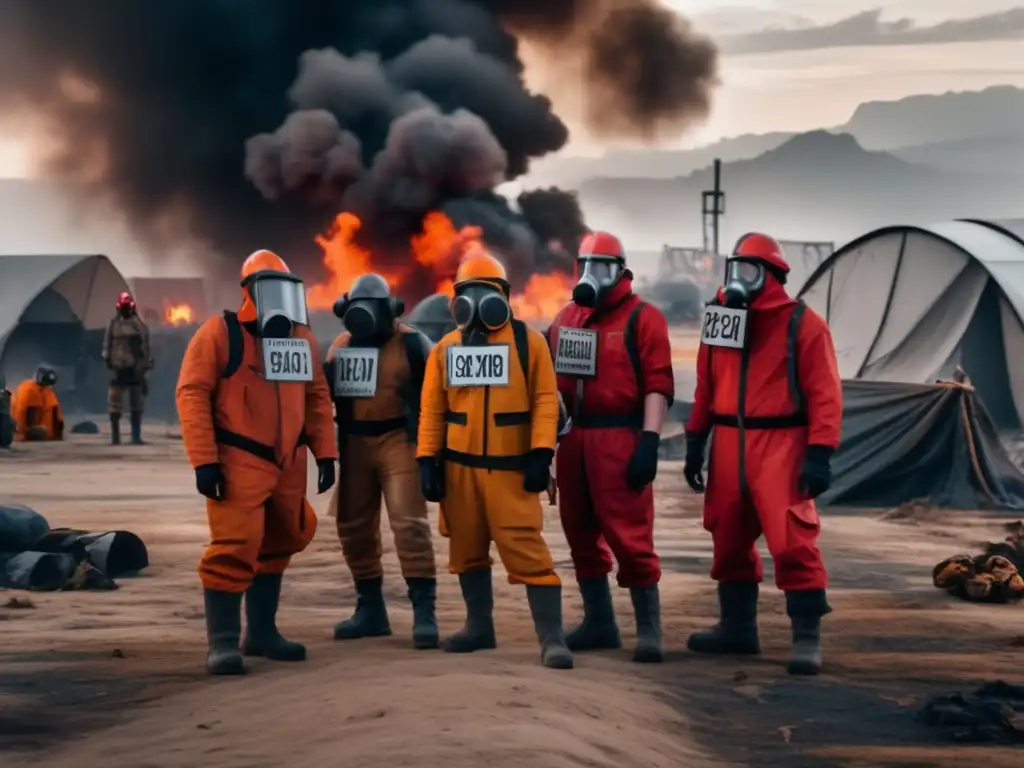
xmin=630 ymin=585 xmax=664 ymax=663
xmin=334 ymin=576 xmax=392 ymax=640
xmin=442 ymin=569 xmax=497 ymax=653
xmin=204 ymin=589 xmax=244 ymax=675
xmin=110 ymin=414 xmax=121 ymax=445
xmin=130 ymin=411 xmax=144 ymax=445
xmin=526 ymin=584 xmax=574 ymax=669
xmin=565 ymin=577 xmax=621 ymax=652
xmin=406 ymin=577 xmax=439 ymax=650
xmin=786 ymin=589 xmax=830 ymax=676
xmin=241 ymin=574 xmax=306 ymax=661
xmin=687 ymin=582 xmax=761 ymax=655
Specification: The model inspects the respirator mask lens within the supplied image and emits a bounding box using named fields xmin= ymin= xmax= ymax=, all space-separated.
xmin=344 ymin=302 xmax=378 ymax=340
xmin=452 ymin=294 xmax=475 ymax=330
xmin=478 ymin=293 xmax=510 ymax=330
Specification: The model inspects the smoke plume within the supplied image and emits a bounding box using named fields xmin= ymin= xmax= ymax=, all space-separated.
xmin=0 ymin=1 xmax=717 ymax=295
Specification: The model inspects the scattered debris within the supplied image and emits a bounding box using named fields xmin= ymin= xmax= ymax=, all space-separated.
xmin=777 ymin=725 xmax=794 ymax=744
xmin=3 ymin=595 xmax=35 ymax=609
xmin=878 ymin=693 xmax=916 ymax=707
xmin=879 ymin=499 xmax=939 ymax=524
xmin=918 ymin=681 xmax=1024 ymax=743
xmin=70 ymin=421 xmax=99 ymax=434
xmin=932 ymin=521 xmax=1024 ymax=602
xmin=733 ymin=684 xmax=764 ymax=703
xmin=111 ymin=648 xmax=126 ymax=659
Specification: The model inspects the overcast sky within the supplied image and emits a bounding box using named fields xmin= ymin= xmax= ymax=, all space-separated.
xmin=1 ymin=2 xmax=1023 ymax=174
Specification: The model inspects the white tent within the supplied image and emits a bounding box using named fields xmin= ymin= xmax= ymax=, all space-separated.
xmin=798 ymin=220 xmax=1024 ymax=430
xmin=0 ymin=254 xmax=130 ymax=383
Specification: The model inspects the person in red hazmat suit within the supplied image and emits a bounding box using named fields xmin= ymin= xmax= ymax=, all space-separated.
xmin=684 ymin=232 xmax=842 ymax=676
xmin=176 ymin=249 xmax=337 ymax=676
xmin=548 ymin=231 xmax=674 ymax=663
xmin=416 ymin=248 xmax=573 ymax=670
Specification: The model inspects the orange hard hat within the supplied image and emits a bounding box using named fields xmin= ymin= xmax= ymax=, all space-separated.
xmin=453 ymin=249 xmax=510 ymax=295
xmin=579 ymin=231 xmax=625 ymax=262
xmin=732 ymin=233 xmax=789 ymax=274
xmin=239 ymin=249 xmax=290 ymax=321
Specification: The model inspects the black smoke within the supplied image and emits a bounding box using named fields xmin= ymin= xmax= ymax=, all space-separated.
xmin=0 ymin=1 xmax=718 ymax=298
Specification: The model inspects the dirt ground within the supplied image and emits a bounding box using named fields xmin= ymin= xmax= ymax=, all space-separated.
xmin=2 ymin=427 xmax=1023 ymax=767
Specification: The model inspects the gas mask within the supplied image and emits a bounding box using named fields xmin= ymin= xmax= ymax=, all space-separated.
xmin=451 ymin=282 xmax=510 ymax=341
xmin=572 ymin=257 xmax=622 ymax=308
xmin=722 ymin=258 xmax=766 ymax=309
xmin=243 ymin=271 xmax=309 ymax=339
xmin=35 ymin=366 xmax=57 ymax=387
xmin=333 ymin=274 xmax=403 ymax=347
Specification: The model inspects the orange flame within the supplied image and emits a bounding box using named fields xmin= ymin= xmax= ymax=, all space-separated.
xmin=307 ymin=211 xmax=572 ymax=321
xmin=164 ymin=301 xmax=195 ymax=326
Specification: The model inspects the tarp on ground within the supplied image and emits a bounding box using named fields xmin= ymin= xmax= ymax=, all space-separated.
xmin=662 ymin=380 xmax=1024 ymax=511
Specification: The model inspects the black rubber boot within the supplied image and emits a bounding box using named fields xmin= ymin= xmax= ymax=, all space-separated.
xmin=334 ymin=576 xmax=392 ymax=640
xmin=110 ymin=414 xmax=121 ymax=445
xmin=786 ymin=589 xmax=830 ymax=676
xmin=241 ymin=574 xmax=306 ymax=661
xmin=526 ymin=584 xmax=574 ymax=669
xmin=406 ymin=577 xmax=439 ymax=650
xmin=130 ymin=411 xmax=144 ymax=444
xmin=442 ymin=569 xmax=497 ymax=653
xmin=687 ymin=582 xmax=762 ymax=655
xmin=565 ymin=577 xmax=621 ymax=652
xmin=630 ymin=585 xmax=664 ymax=663
xmin=204 ymin=589 xmax=245 ymax=675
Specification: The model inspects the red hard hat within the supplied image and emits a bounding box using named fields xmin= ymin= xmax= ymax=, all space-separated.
xmin=579 ymin=231 xmax=625 ymax=262
xmin=116 ymin=291 xmax=135 ymax=309
xmin=732 ymin=233 xmax=789 ymax=273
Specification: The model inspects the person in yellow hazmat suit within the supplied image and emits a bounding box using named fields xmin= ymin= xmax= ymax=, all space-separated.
xmin=416 ymin=248 xmax=573 ymax=670
xmin=12 ymin=366 xmax=64 ymax=441
xmin=325 ymin=273 xmax=438 ymax=649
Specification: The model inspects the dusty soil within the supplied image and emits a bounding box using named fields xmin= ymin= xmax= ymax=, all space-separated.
xmin=2 ymin=428 xmax=1023 ymax=767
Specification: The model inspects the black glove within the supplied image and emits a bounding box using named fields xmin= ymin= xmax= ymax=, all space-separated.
xmin=419 ymin=457 xmax=444 ymax=502
xmin=523 ymin=448 xmax=555 ymax=494
xmin=683 ymin=432 xmax=707 ymax=493
xmin=800 ymin=445 xmax=834 ymax=498
xmin=195 ymin=463 xmax=226 ymax=501
xmin=316 ymin=458 xmax=336 ymax=494
xmin=626 ymin=431 xmax=660 ymax=490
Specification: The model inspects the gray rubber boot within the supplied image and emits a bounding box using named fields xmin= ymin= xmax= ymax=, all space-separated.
xmin=130 ymin=411 xmax=144 ymax=444
xmin=565 ymin=577 xmax=621 ymax=652
xmin=786 ymin=589 xmax=830 ymax=676
xmin=526 ymin=584 xmax=574 ymax=669
xmin=334 ymin=576 xmax=392 ymax=640
xmin=687 ymin=582 xmax=761 ymax=655
xmin=110 ymin=414 xmax=121 ymax=445
xmin=241 ymin=574 xmax=306 ymax=661
xmin=630 ymin=585 xmax=664 ymax=663
xmin=442 ymin=569 xmax=497 ymax=653
xmin=406 ymin=577 xmax=439 ymax=650
xmin=204 ymin=589 xmax=245 ymax=675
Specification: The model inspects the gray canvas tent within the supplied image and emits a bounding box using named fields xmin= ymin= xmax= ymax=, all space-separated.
xmin=798 ymin=220 xmax=1024 ymax=430
xmin=0 ymin=254 xmax=130 ymax=387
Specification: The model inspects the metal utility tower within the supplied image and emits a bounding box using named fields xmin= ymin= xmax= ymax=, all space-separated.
xmin=701 ymin=158 xmax=725 ymax=255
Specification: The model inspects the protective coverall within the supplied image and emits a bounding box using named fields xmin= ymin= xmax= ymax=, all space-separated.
xmin=417 ymin=248 xmax=573 ymax=669
xmin=176 ymin=249 xmax=337 ymax=676
xmin=326 ymin=272 xmax=438 ymax=649
xmin=549 ymin=230 xmax=674 ymax=663
xmin=102 ymin=292 xmax=153 ymax=445
xmin=12 ymin=368 xmax=64 ymax=442
xmin=684 ymin=232 xmax=842 ymax=676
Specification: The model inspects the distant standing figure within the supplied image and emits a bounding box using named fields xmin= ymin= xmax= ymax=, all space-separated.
xmin=103 ymin=291 xmax=153 ymax=445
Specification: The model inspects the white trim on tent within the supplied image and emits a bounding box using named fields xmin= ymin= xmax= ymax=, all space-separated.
xmin=798 ymin=220 xmax=1024 ymax=429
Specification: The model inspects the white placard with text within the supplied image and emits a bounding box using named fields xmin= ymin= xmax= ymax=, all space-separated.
xmin=262 ymin=338 xmax=314 ymax=382
xmin=554 ymin=327 xmax=598 ymax=378
xmin=700 ymin=306 xmax=748 ymax=349
xmin=332 ymin=347 xmax=379 ymax=397
xmin=446 ymin=344 xmax=510 ymax=387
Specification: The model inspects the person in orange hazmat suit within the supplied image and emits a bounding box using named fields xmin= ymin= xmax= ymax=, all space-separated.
xmin=102 ymin=291 xmax=153 ymax=445
xmin=684 ymin=232 xmax=842 ymax=676
xmin=325 ymin=273 xmax=438 ymax=649
xmin=417 ymin=248 xmax=573 ymax=670
xmin=176 ymin=249 xmax=337 ymax=676
xmin=548 ymin=230 xmax=674 ymax=664
xmin=12 ymin=366 xmax=64 ymax=441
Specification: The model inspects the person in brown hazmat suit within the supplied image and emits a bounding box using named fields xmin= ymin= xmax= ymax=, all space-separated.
xmin=417 ymin=248 xmax=573 ymax=670
xmin=12 ymin=366 xmax=64 ymax=441
xmin=102 ymin=291 xmax=153 ymax=445
xmin=325 ymin=273 xmax=438 ymax=649
xmin=176 ymin=249 xmax=337 ymax=675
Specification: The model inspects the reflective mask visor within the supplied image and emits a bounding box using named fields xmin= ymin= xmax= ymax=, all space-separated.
xmin=722 ymin=259 xmax=765 ymax=308
xmin=576 ymin=257 xmax=621 ymax=288
xmin=35 ymin=369 xmax=57 ymax=387
xmin=248 ymin=272 xmax=308 ymax=338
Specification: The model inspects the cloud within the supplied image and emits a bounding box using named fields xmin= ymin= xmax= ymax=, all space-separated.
xmin=719 ymin=8 xmax=1024 ymax=55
